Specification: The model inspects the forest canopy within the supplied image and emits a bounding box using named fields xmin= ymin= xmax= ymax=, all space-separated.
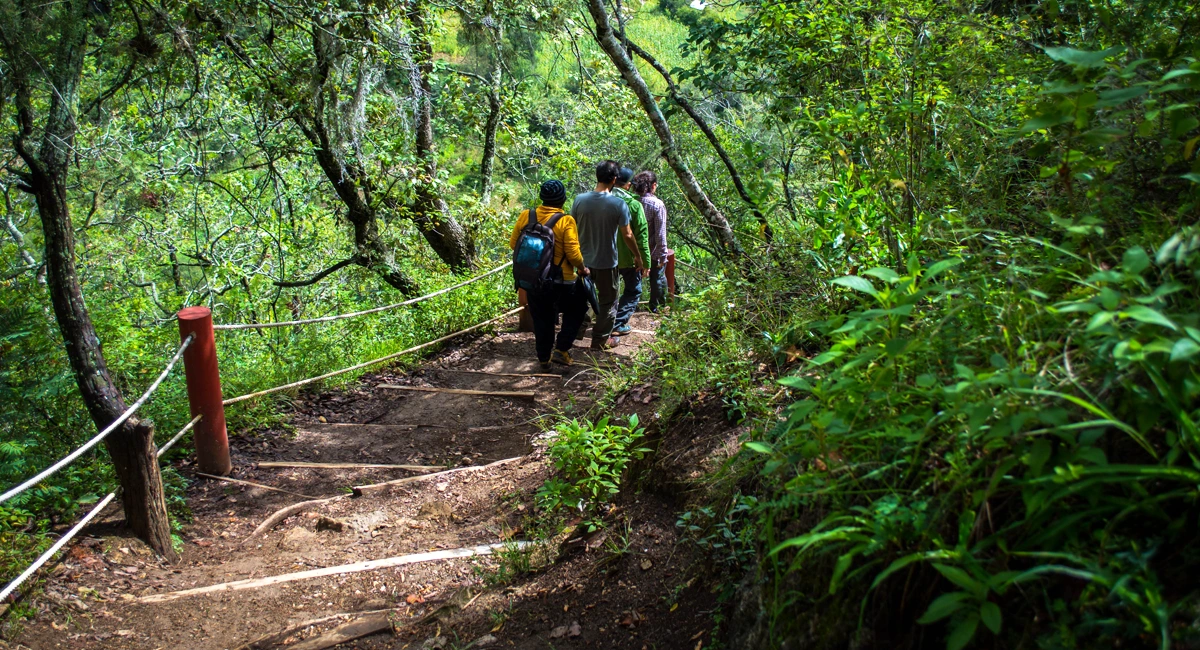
xmin=2 ymin=0 xmax=1199 ymax=647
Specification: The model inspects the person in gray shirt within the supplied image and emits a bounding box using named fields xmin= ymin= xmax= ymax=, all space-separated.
xmin=571 ymin=160 xmax=645 ymax=349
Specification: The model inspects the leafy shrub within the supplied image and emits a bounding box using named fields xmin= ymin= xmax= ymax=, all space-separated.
xmin=537 ymin=415 xmax=649 ymax=530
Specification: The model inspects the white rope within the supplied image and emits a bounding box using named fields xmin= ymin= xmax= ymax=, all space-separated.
xmin=0 ymin=412 xmax=205 ymax=603
xmin=214 ymin=262 xmax=513 ymax=330
xmin=222 ymin=307 xmax=522 ymax=406
xmin=157 ymin=414 xmax=202 ymax=458
xmin=0 ymin=492 xmax=117 ymax=602
xmin=0 ymin=334 xmax=195 ymax=506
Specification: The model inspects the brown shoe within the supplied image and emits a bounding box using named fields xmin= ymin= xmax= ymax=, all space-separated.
xmin=591 ymin=337 xmax=620 ymax=350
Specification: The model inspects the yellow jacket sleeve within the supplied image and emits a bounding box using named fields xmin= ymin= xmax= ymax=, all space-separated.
xmin=558 ymin=215 xmax=585 ymax=271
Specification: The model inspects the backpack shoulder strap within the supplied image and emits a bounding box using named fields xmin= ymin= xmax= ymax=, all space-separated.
xmin=544 ymin=211 xmax=567 ymax=267
xmin=522 ymin=205 xmax=539 ymax=230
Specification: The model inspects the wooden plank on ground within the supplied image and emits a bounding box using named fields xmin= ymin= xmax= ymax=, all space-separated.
xmin=257 ymin=461 xmax=445 ymax=472
xmin=434 ymin=368 xmax=561 ymax=379
xmin=378 ymin=385 xmax=536 ymax=399
xmin=196 ymin=472 xmax=322 ymax=500
xmin=352 ymin=457 xmax=523 ymax=496
xmin=300 ymin=423 xmax=448 ymax=431
xmin=138 ymin=543 xmax=527 ymax=603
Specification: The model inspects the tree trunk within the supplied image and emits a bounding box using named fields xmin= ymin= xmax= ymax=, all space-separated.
xmin=408 ymin=1 xmax=475 ymax=270
xmin=301 ymin=127 xmax=420 ymax=295
xmin=624 ymin=39 xmax=772 ymax=242
xmin=585 ymin=0 xmax=742 ymax=258
xmin=7 ymin=0 xmax=177 ymax=560
xmin=479 ymin=17 xmax=503 ymax=200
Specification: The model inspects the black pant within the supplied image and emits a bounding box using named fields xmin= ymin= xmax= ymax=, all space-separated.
xmin=527 ymin=283 xmax=588 ymax=362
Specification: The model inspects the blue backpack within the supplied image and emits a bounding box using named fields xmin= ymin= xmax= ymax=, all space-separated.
xmin=513 ymin=206 xmax=565 ymax=294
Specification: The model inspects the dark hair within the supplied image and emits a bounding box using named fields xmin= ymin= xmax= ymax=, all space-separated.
xmin=631 ymin=170 xmax=657 ymax=196
xmin=595 ymin=160 xmax=620 ymax=185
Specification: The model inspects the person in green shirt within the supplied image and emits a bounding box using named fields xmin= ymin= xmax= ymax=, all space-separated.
xmin=612 ymin=167 xmax=652 ymax=334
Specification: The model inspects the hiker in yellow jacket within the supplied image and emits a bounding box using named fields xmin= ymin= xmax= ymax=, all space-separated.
xmin=509 ymin=180 xmax=590 ymax=370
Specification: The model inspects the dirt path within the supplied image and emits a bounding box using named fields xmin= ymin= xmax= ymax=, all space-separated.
xmin=9 ymin=311 xmax=718 ymax=650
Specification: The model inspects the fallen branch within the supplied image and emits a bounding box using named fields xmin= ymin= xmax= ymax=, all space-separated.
xmin=379 ymin=385 xmax=536 ymax=400
xmin=352 ymin=456 xmax=523 ymax=497
xmin=139 ymin=543 xmax=528 ymax=603
xmin=257 ymin=461 xmax=445 ymax=472
xmin=196 ymin=472 xmax=323 ymax=500
xmin=242 ymin=496 xmax=345 ymax=547
xmin=289 ymin=611 xmax=393 ymax=650
xmin=629 ymin=328 xmax=657 ymax=336
xmin=235 ymin=608 xmax=394 ymax=650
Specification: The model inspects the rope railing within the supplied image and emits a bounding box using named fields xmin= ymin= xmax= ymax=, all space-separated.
xmin=222 ymin=306 xmax=523 ymax=406
xmin=0 ymin=334 xmax=196 ymax=506
xmin=0 ymin=413 xmax=203 ymax=603
xmin=214 ymin=262 xmax=513 ymax=330
xmin=1 ymin=265 xmax=523 ymax=604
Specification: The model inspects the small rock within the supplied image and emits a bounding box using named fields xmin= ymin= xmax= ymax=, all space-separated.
xmin=417 ymin=501 xmax=452 ymax=521
xmin=468 ymin=635 xmax=498 ymax=648
xmin=569 ymin=621 xmax=582 ymax=637
xmin=318 ymin=416 xmax=327 ymax=423
xmin=421 ymin=635 xmax=447 ymax=649
xmin=640 ymin=559 xmax=654 ymax=571
xmin=316 ymin=516 xmax=345 ymax=532
xmin=549 ymin=625 xmax=568 ymax=638
xmin=435 ymin=482 xmax=448 ymax=492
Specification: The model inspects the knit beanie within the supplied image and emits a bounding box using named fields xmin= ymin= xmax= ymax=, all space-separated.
xmin=540 ymin=179 xmax=567 ymax=206
xmin=618 ymin=167 xmax=634 ymax=184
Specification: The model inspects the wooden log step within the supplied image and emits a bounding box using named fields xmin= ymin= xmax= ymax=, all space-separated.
xmin=138 ymin=543 xmax=527 ymax=603
xmin=195 ymin=472 xmax=323 ymax=500
xmin=433 ymin=368 xmax=561 ymax=379
xmin=256 ymin=461 xmax=446 ymax=471
xmin=300 ymin=422 xmax=448 ymax=431
xmin=378 ymin=385 xmax=536 ymax=399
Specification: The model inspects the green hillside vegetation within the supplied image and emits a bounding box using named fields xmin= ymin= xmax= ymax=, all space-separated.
xmin=2 ymin=0 xmax=1199 ymax=647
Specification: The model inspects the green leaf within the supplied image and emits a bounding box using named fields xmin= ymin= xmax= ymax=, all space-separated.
xmin=1183 ymin=173 xmax=1200 ymax=184
xmin=744 ymin=441 xmax=773 ymax=454
xmin=1121 ymin=246 xmax=1150 ymax=274
xmin=980 ymin=601 xmax=1002 ymax=634
xmin=1162 ymin=68 xmax=1199 ymax=81
xmin=832 ymin=276 xmax=878 ymax=296
xmin=947 ymin=614 xmax=981 ymax=650
xmin=925 ymin=258 xmax=962 ymax=280
xmin=810 ymin=350 xmax=845 ymax=365
xmin=863 ymin=267 xmax=901 ymax=284
xmin=1122 ymin=305 xmax=1177 ymax=330
xmin=1171 ymin=115 xmax=1199 ymax=139
xmin=1170 ymin=338 xmax=1200 ymax=362
xmin=1021 ymin=112 xmax=1071 ymax=133
xmin=1041 ymin=45 xmax=1122 ymax=69
xmin=1096 ymin=85 xmax=1148 ymax=107
xmin=917 ymin=591 xmax=971 ymax=624
xmin=933 ymin=564 xmax=985 ymax=598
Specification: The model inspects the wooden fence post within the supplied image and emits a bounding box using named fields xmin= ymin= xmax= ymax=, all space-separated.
xmin=666 ymin=251 xmax=677 ymax=297
xmin=177 ymin=307 xmax=232 ymax=475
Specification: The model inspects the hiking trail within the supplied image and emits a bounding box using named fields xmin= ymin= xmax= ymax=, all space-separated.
xmin=11 ymin=310 xmax=720 ymax=650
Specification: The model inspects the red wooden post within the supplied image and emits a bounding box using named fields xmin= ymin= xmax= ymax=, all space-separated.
xmin=517 ymin=289 xmax=535 ymax=332
xmin=666 ymin=251 xmax=677 ymax=297
xmin=177 ymin=307 xmax=231 ymax=475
